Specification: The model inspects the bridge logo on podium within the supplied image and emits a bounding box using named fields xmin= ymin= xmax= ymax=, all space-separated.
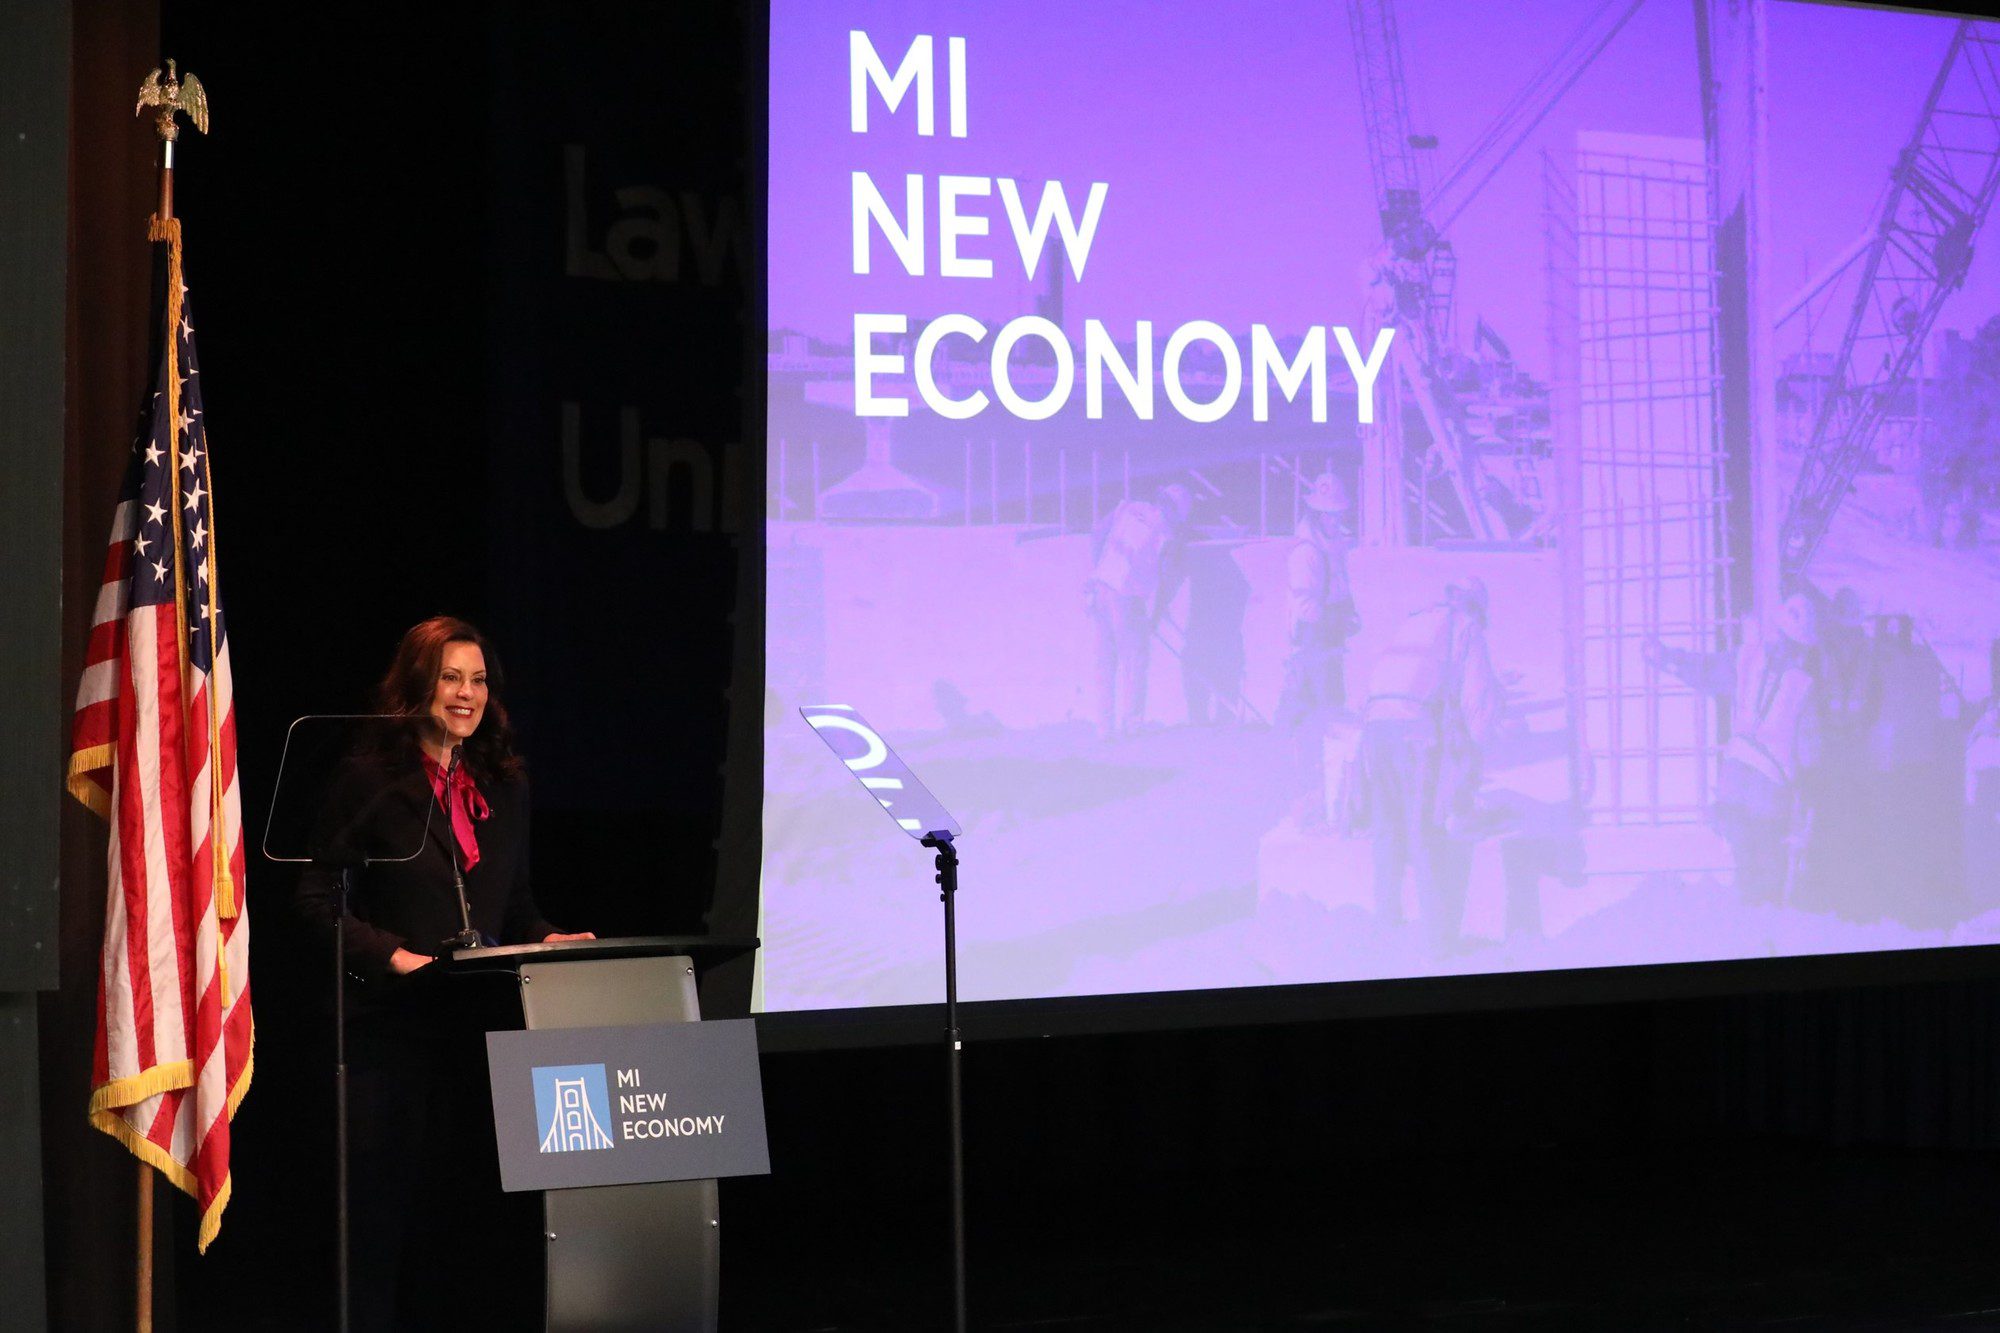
xmin=532 ymin=1063 xmax=615 ymax=1153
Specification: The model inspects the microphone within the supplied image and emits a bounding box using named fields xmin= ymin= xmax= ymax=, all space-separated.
xmin=440 ymin=742 xmax=483 ymax=952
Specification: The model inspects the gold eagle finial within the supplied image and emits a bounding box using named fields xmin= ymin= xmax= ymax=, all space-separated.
xmin=135 ymin=59 xmax=209 ymax=142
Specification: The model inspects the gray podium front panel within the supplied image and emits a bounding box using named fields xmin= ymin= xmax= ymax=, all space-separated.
xmin=519 ymin=954 xmax=719 ymax=1333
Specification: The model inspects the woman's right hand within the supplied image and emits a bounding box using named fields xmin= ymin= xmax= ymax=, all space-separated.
xmin=389 ymin=947 xmax=433 ymax=976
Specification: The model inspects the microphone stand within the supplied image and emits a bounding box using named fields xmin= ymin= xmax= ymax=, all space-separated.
xmin=921 ymin=832 xmax=967 ymax=1333
xmin=441 ymin=744 xmax=482 ymax=952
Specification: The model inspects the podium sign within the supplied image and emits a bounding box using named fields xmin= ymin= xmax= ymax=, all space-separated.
xmin=486 ymin=1018 xmax=770 ymax=1193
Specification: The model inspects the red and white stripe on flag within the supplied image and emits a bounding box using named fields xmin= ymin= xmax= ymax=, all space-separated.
xmin=67 ymin=217 xmax=253 ymax=1254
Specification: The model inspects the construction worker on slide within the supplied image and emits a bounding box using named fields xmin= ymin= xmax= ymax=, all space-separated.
xmin=1360 ymin=576 xmax=1504 ymax=953
xmin=1276 ymin=472 xmax=1359 ymax=825
xmin=1086 ymin=483 xmax=1192 ymax=740
xmin=1648 ymin=594 xmax=1819 ymax=906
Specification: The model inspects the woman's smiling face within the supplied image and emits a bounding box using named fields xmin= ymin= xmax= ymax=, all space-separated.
xmin=430 ymin=640 xmax=488 ymax=747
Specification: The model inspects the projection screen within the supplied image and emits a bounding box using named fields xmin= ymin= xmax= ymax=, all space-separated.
xmin=759 ymin=0 xmax=2000 ymax=1017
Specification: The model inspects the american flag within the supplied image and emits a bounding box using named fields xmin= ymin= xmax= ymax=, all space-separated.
xmin=67 ymin=216 xmax=252 ymax=1253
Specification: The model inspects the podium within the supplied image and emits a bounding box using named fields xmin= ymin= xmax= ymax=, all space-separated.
xmin=446 ymin=936 xmax=760 ymax=1333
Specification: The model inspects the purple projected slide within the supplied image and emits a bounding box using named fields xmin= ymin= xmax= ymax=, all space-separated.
xmin=761 ymin=0 xmax=2000 ymax=1014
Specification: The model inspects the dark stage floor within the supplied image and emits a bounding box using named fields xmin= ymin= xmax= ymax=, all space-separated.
xmin=722 ymin=1144 xmax=2000 ymax=1331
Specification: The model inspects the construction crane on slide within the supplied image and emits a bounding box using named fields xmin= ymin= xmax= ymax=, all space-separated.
xmin=1777 ymin=20 xmax=2000 ymax=579
xmin=1346 ymin=0 xmax=1643 ymax=543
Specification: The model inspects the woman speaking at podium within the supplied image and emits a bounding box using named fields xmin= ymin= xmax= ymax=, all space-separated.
xmin=297 ymin=615 xmax=592 ymax=1330
xmin=299 ymin=614 xmax=593 ymax=972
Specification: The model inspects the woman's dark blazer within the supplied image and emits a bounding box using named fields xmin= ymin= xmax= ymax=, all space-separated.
xmin=295 ymin=751 xmax=556 ymax=982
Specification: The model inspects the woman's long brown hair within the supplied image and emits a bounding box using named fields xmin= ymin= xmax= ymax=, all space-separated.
xmin=370 ymin=615 xmax=525 ymax=783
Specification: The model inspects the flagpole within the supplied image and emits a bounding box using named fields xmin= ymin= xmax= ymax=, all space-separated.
xmin=133 ymin=82 xmax=172 ymax=1333
xmin=130 ymin=58 xmax=208 ymax=1333
xmin=133 ymin=101 xmax=168 ymax=1333
xmin=136 ymin=1165 xmax=154 ymax=1333
xmin=155 ymin=137 xmax=174 ymax=224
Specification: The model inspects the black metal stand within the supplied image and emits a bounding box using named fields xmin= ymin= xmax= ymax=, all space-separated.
xmin=922 ymin=832 xmax=968 ymax=1333
xmin=334 ymin=865 xmax=351 ymax=1333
